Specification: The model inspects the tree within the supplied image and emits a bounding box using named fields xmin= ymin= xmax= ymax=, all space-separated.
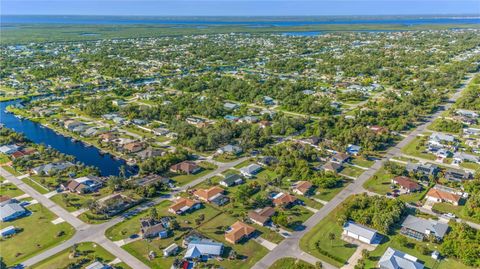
xmin=315 ymin=261 xmax=323 ymax=269
xmin=0 ymin=257 xmax=6 ymax=269
xmin=361 ymin=249 xmax=370 ymax=260
xmin=149 ymin=207 xmax=159 ymax=221
xmin=328 ymin=232 xmax=336 ymax=246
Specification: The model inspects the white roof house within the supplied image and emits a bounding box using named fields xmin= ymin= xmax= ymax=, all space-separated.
xmin=163 ymin=243 xmax=179 ymax=257
xmin=239 ymin=164 xmax=262 ymax=178
xmin=0 ymin=144 xmax=19 ymax=154
xmin=342 ymin=221 xmax=380 ymax=244
xmin=184 ymin=240 xmax=223 ymax=259
xmin=85 ymin=261 xmax=110 ymax=269
xmin=379 ymin=247 xmax=424 ymax=269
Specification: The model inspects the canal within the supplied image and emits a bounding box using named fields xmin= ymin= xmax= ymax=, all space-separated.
xmin=0 ymin=99 xmax=137 ymax=177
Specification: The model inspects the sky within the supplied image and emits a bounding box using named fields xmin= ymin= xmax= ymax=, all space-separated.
xmin=1 ymin=0 xmax=479 ymax=16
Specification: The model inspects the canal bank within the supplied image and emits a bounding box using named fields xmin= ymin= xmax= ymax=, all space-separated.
xmin=0 ymin=99 xmax=137 ymax=177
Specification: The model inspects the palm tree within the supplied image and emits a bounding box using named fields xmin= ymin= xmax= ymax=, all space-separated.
xmin=328 ymin=232 xmax=336 ymax=246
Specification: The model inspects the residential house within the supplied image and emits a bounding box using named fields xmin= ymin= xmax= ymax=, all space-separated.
xmin=123 ymin=141 xmax=145 ymax=153
xmin=194 ymin=186 xmax=229 ymax=206
xmin=168 ymin=197 xmax=201 ymax=215
xmin=453 ymin=152 xmax=480 ymax=165
xmin=225 ymin=221 xmax=256 ymax=244
xmin=224 ymin=115 xmax=239 ymax=122
xmin=342 ymin=221 xmax=380 ymax=244
xmin=444 ymin=168 xmax=472 ymax=182
xmin=400 ymin=215 xmax=449 ymax=241
xmin=31 ymin=161 xmax=74 ymax=175
xmin=99 ymin=132 xmax=118 ymax=142
xmin=248 ymin=207 xmax=275 ymax=226
xmin=0 ymin=202 xmax=26 ymax=222
xmin=220 ymin=174 xmax=244 ymax=187
xmin=170 ymin=161 xmax=201 ymax=175
xmin=428 ymin=133 xmax=456 ymax=148
xmin=152 ymin=128 xmax=170 ymax=136
xmin=272 ymin=192 xmax=298 ymax=208
xmin=406 ymin=163 xmax=439 ymax=178
xmin=216 ymin=144 xmax=243 ymax=155
xmin=130 ymin=174 xmax=172 ymax=188
xmin=64 ymin=176 xmax=102 ymax=194
xmin=224 ymin=102 xmax=240 ymax=110
xmin=140 ymin=218 xmax=169 ymax=239
xmin=136 ymin=147 xmax=164 ymax=160
xmin=85 ymin=261 xmax=110 ymax=269
xmin=64 ymin=120 xmax=84 ymax=131
xmin=378 ymin=247 xmax=424 ymax=269
xmin=426 ymin=187 xmax=461 ymax=206
xmin=239 ymin=163 xmax=262 ymax=178
xmin=292 ymin=181 xmax=313 ymax=196
xmin=322 ymin=161 xmax=342 ymax=173
xmin=463 ymin=127 xmax=480 ymax=136
xmin=346 ymin=144 xmax=361 ymax=155
xmin=263 ymin=96 xmax=275 ymax=106
xmin=258 ymin=156 xmax=278 ymax=166
xmin=391 ymin=176 xmax=421 ymax=193
xmin=0 ymin=144 xmax=19 ymax=154
xmin=184 ymin=240 xmax=223 ymax=260
xmin=331 ymin=152 xmax=350 ymax=164
xmin=96 ymin=194 xmax=135 ymax=217
xmin=456 ymin=109 xmax=478 ymax=119
xmin=163 ymin=243 xmax=179 ymax=257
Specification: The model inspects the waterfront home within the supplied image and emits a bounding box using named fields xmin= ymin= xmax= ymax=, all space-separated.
xmin=343 ymin=221 xmax=380 ymax=245
xmin=129 ymin=174 xmax=172 ymax=188
xmin=99 ymin=132 xmax=118 ymax=142
xmin=378 ymin=247 xmax=424 ymax=269
xmin=136 ymin=147 xmax=165 ymax=159
xmin=400 ymin=215 xmax=449 ymax=241
xmin=64 ymin=119 xmax=84 ymax=131
xmin=64 ymin=176 xmax=102 ymax=194
xmin=292 ymin=181 xmax=313 ymax=196
xmin=123 ymin=141 xmax=145 ymax=153
xmin=168 ymin=197 xmax=201 ymax=215
xmin=220 ymin=174 xmax=244 ymax=187
xmin=184 ymin=239 xmax=223 ymax=260
xmin=239 ymin=163 xmax=262 ymax=178
xmin=0 ymin=144 xmax=19 ymax=154
xmin=391 ymin=176 xmax=421 ymax=193
xmin=225 ymin=221 xmax=256 ymax=244
xmin=248 ymin=207 xmax=275 ymax=226
xmin=31 ymin=161 xmax=74 ymax=175
xmin=0 ymin=202 xmax=26 ymax=222
xmin=170 ymin=161 xmax=201 ymax=174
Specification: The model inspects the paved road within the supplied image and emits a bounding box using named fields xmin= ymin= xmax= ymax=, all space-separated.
xmin=252 ymin=73 xmax=477 ymax=269
xmin=2 ymin=156 xmax=248 ymax=268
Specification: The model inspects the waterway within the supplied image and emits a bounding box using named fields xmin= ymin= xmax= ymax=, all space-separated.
xmin=0 ymin=99 xmax=138 ymax=177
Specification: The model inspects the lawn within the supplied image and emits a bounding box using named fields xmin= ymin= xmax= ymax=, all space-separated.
xmin=50 ymin=192 xmax=91 ymax=212
xmin=122 ymin=237 xmax=180 ymax=269
xmin=270 ymin=257 xmax=315 ymax=269
xmin=3 ymin=165 xmax=21 ymax=176
xmin=0 ymin=153 xmax=10 ymax=164
xmin=106 ymin=200 xmax=221 ymax=241
xmin=197 ymin=213 xmax=269 ymax=269
xmin=22 ymin=177 xmax=50 ymax=194
xmin=171 ymin=167 xmax=215 ymax=186
xmin=0 ymin=181 xmax=24 ymax=198
xmin=299 ymin=197 xmax=358 ymax=268
xmin=459 ymin=161 xmax=480 ymax=172
xmin=363 ymin=168 xmax=394 ymax=194
xmin=30 ymin=242 xmax=131 ymax=269
xmin=432 ymin=203 xmax=479 ymax=224
xmin=363 ymin=232 xmax=474 ymax=269
xmin=351 ymin=156 xmax=375 ymax=168
xmin=233 ymin=159 xmax=255 ymax=169
xmin=340 ymin=165 xmax=365 ymax=178
xmin=314 ymin=182 xmax=349 ymax=202
xmin=0 ymin=203 xmax=75 ymax=266
xmin=401 ymin=136 xmax=436 ymax=161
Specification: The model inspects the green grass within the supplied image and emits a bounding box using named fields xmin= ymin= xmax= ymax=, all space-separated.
xmin=459 ymin=161 xmax=480 ymax=172
xmin=401 ymin=136 xmax=436 ymax=161
xmin=0 ymin=203 xmax=75 ymax=266
xmin=31 ymin=242 xmax=131 ymax=269
xmin=0 ymin=154 xmax=11 ymax=164
xmin=363 ymin=167 xmax=394 ymax=194
xmin=106 ymin=200 xmax=221 ymax=241
xmin=363 ymin=232 xmax=474 ymax=269
xmin=351 ymin=157 xmax=375 ymax=168
xmin=197 ymin=213 xmax=269 ymax=269
xmin=22 ymin=177 xmax=50 ymax=194
xmin=340 ymin=165 xmax=365 ymax=178
xmin=171 ymin=167 xmax=215 ymax=186
xmin=0 ymin=182 xmax=24 ymax=198
xmin=233 ymin=159 xmax=255 ymax=169
xmin=50 ymin=192 xmax=90 ymax=212
xmin=270 ymin=258 xmax=315 ymax=269
xmin=2 ymin=165 xmax=21 ymax=176
xmin=122 ymin=238 xmax=179 ymax=269
xmin=299 ymin=197 xmax=358 ymax=267
xmin=432 ymin=203 xmax=479 ymax=224
xmin=314 ymin=182 xmax=348 ymax=202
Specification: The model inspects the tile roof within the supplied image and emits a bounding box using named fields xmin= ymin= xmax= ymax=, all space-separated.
xmin=225 ymin=221 xmax=256 ymax=244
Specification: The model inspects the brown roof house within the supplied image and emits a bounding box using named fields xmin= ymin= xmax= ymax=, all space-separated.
xmin=391 ymin=176 xmax=422 ymax=193
xmin=170 ymin=161 xmax=201 ymax=174
xmin=292 ymin=181 xmax=313 ymax=196
xmin=272 ymin=192 xmax=298 ymax=208
xmin=322 ymin=161 xmax=342 ymax=173
xmin=193 ymin=186 xmax=229 ymax=206
xmin=225 ymin=221 xmax=256 ymax=244
xmin=123 ymin=141 xmax=145 ymax=153
xmin=168 ymin=197 xmax=201 ymax=215
xmin=140 ymin=218 xmax=169 ymax=239
xmin=64 ymin=176 xmax=102 ymax=194
xmin=248 ymin=207 xmax=276 ymax=226
xmin=426 ymin=187 xmax=461 ymax=206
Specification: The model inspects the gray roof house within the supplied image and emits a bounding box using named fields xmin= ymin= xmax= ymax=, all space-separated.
xmin=239 ymin=164 xmax=262 ymax=178
xmin=406 ymin=163 xmax=439 ymax=177
xmin=85 ymin=261 xmax=111 ymax=269
xmin=220 ymin=174 xmax=244 ymax=187
xmin=0 ymin=203 xmax=26 ymax=222
xmin=184 ymin=239 xmax=223 ymax=260
xmin=342 ymin=221 xmax=380 ymax=244
xmin=32 ymin=162 xmax=74 ymax=175
xmin=379 ymin=247 xmax=424 ymax=269
xmin=216 ymin=144 xmax=243 ymax=155
xmin=400 ymin=215 xmax=449 ymax=241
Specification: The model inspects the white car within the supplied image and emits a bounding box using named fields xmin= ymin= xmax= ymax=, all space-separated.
xmin=443 ymin=213 xmax=456 ymax=219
